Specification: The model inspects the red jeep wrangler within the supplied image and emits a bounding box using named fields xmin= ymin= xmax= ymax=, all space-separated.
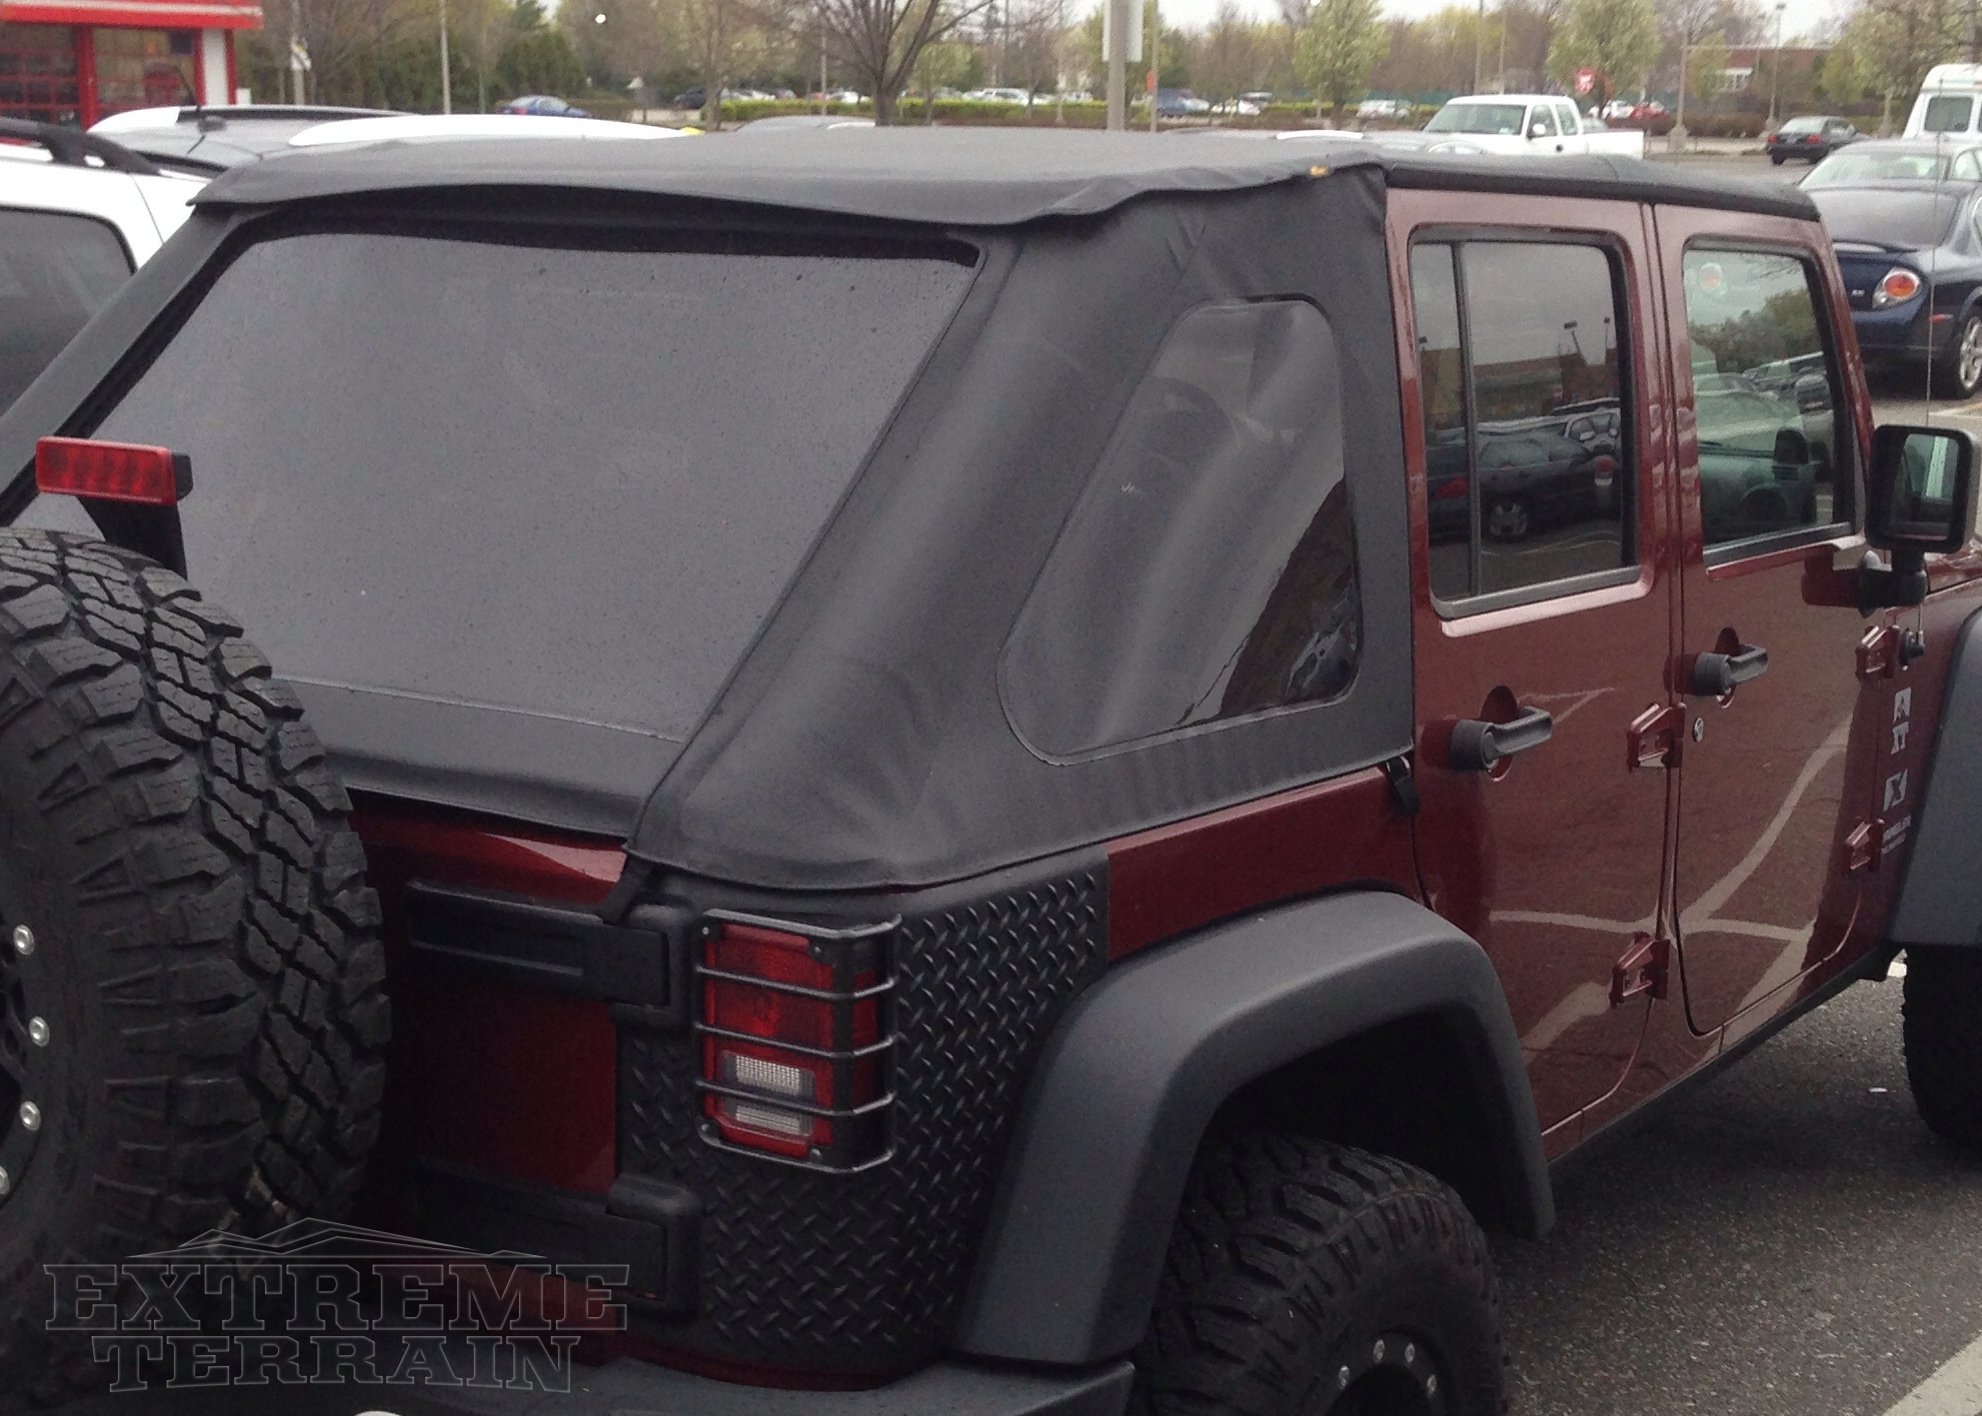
xmin=0 ymin=131 xmax=1977 ymax=1416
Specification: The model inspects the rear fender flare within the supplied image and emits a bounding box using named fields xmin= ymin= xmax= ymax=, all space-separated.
xmin=950 ymin=889 xmax=1551 ymax=1366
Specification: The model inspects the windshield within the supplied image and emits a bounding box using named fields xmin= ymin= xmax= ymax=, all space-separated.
xmin=1805 ymin=149 xmax=1950 ymax=185
xmin=1778 ymin=117 xmax=1825 ymax=134
xmin=1425 ymin=102 xmax=1528 ymax=135
xmin=1923 ymin=94 xmax=1974 ymax=133
xmin=1812 ymin=189 xmax=1960 ymax=248
xmin=60 ymin=226 xmax=973 ymax=753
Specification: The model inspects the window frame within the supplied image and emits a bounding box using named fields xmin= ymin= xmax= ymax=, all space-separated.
xmin=1408 ymin=227 xmax=1642 ymax=619
xmin=1677 ymin=237 xmax=1860 ymax=568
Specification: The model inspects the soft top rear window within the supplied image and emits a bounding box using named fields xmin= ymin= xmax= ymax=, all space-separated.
xmin=54 ymin=223 xmax=974 ymax=785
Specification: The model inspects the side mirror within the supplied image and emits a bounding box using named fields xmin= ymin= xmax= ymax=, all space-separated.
xmin=1530 ymin=122 xmax=1548 ymax=138
xmin=1863 ymin=424 xmax=1979 ymax=606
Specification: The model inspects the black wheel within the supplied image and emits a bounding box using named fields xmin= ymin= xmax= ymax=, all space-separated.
xmin=1904 ymin=948 xmax=1982 ymax=1155
xmin=1932 ymin=312 xmax=1982 ymax=400
xmin=0 ymin=531 xmax=388 ymax=1399
xmin=1770 ymin=153 xmax=1785 ymax=165
xmin=1132 ymin=1134 xmax=1505 ymax=1416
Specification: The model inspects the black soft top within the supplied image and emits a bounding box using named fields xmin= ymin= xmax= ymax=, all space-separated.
xmin=193 ymin=126 xmax=1820 ymax=225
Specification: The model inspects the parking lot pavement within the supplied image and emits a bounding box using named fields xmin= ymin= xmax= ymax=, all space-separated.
xmin=1498 ymin=973 xmax=1982 ymax=1416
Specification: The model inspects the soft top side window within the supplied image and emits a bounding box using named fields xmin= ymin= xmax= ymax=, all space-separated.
xmin=1002 ymin=299 xmax=1358 ymax=759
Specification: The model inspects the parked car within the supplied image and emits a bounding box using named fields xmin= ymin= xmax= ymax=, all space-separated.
xmin=2 ymin=129 xmax=1980 ymax=1416
xmin=1804 ymin=136 xmax=1982 ymax=187
xmin=1154 ymin=87 xmax=1210 ymax=115
xmin=88 ymin=104 xmax=405 ymax=173
xmin=1421 ymin=93 xmax=1646 ymax=156
xmin=0 ymin=119 xmax=202 ymax=413
xmin=1357 ymin=97 xmax=1412 ymax=120
xmin=495 ymin=94 xmax=592 ymax=117
xmin=1765 ymin=114 xmax=1862 ymax=164
xmin=1809 ymin=180 xmax=1982 ymax=397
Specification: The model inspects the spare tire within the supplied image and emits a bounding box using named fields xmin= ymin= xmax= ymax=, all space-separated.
xmin=0 ymin=530 xmax=388 ymax=1396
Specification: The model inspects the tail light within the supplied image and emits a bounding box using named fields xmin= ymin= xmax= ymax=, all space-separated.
xmin=1874 ymin=268 xmax=1923 ymax=308
xmin=1802 ymin=133 xmax=1821 ymax=143
xmin=35 ymin=437 xmax=189 ymax=505
xmin=696 ymin=912 xmax=893 ymax=1171
xmin=1432 ymin=476 xmax=1469 ymax=500
xmin=1764 ymin=132 xmax=1776 ymax=143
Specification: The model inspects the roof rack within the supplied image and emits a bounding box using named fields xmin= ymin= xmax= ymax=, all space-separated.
xmin=0 ymin=117 xmax=161 ymax=176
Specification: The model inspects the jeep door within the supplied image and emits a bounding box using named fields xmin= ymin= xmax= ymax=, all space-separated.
xmin=1391 ymin=191 xmax=1675 ymax=1146
xmin=1654 ymin=206 xmax=1888 ymax=1036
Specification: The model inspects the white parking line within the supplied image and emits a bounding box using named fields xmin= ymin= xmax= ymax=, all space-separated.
xmin=1882 ymin=1330 xmax=1982 ymax=1415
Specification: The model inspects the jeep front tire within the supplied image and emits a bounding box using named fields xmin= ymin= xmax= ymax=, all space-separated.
xmin=1133 ymin=1133 xmax=1506 ymax=1416
xmin=0 ymin=531 xmax=389 ymax=1395
xmin=1903 ymin=947 xmax=1982 ymax=1155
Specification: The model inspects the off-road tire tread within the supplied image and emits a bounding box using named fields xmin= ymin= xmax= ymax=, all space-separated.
xmin=1904 ymin=948 xmax=1982 ymax=1155
xmin=1130 ymin=1132 xmax=1506 ymax=1416
xmin=0 ymin=530 xmax=387 ymax=1403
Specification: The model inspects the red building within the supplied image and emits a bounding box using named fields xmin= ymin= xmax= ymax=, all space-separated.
xmin=0 ymin=0 xmax=261 ymax=127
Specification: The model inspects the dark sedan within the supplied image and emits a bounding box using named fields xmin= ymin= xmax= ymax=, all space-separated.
xmin=1766 ymin=115 xmax=1861 ymax=164
xmin=1811 ymin=182 xmax=1982 ymax=398
xmin=496 ymin=95 xmax=591 ymax=117
xmin=1805 ymin=136 xmax=1982 ymax=187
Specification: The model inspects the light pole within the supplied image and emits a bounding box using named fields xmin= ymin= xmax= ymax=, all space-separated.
xmin=438 ymin=0 xmax=451 ymax=115
xmin=1473 ymin=0 xmax=1484 ymax=93
xmin=1766 ymin=1 xmax=1785 ymax=129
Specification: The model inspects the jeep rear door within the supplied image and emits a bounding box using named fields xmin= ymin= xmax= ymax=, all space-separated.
xmin=1653 ymin=205 xmax=1891 ymax=1038
xmin=1391 ymin=190 xmax=1675 ymax=1148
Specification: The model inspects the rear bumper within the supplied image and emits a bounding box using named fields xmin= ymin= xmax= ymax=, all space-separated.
xmin=401 ymin=1356 xmax=1135 ymax=1414
xmin=1852 ymin=304 xmax=1952 ymax=363
xmin=72 ymin=1356 xmax=1136 ymax=1416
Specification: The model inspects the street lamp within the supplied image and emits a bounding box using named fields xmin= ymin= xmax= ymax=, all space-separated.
xmin=1766 ymin=1 xmax=1786 ymax=130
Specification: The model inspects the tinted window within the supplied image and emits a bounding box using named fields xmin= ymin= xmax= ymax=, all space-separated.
xmin=1411 ymin=240 xmax=1630 ymax=602
xmin=0 ymin=208 xmax=130 ymax=412
xmin=1811 ymin=189 xmax=1958 ymax=248
xmin=75 ymin=229 xmax=972 ymax=742
xmin=1779 ymin=117 xmax=1824 ymax=134
xmin=1681 ymin=248 xmax=1848 ymax=549
xmin=1923 ymin=94 xmax=1973 ymax=133
xmin=1003 ymin=300 xmax=1357 ymax=757
xmin=1957 ymin=150 xmax=1982 ymax=179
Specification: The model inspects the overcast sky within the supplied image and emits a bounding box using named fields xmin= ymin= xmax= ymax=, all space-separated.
xmin=1150 ymin=0 xmax=1849 ymax=42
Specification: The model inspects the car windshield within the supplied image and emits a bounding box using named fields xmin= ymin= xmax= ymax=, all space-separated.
xmin=1805 ymin=149 xmax=1953 ymax=185
xmin=1778 ymin=117 xmax=1825 ymax=134
xmin=1424 ymin=102 xmax=1527 ymax=135
xmin=56 ymin=226 xmax=975 ymax=748
xmin=1811 ymin=188 xmax=1961 ymax=248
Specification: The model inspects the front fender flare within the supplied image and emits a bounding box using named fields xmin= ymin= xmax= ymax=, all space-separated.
xmin=951 ymin=889 xmax=1551 ymax=1366
xmin=1890 ymin=606 xmax=1982 ymax=946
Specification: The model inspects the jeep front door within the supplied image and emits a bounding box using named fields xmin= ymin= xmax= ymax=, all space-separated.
xmin=1656 ymin=210 xmax=1881 ymax=1035
xmin=1395 ymin=194 xmax=1674 ymax=1142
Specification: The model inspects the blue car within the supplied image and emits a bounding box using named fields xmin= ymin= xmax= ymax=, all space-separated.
xmin=1811 ymin=181 xmax=1982 ymax=399
xmin=496 ymin=95 xmax=592 ymax=118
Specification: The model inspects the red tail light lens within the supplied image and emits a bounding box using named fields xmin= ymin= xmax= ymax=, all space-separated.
xmin=35 ymin=437 xmax=190 ymax=506
xmin=1875 ymin=268 xmax=1923 ymax=308
xmin=698 ymin=918 xmax=890 ymax=1167
xmin=1803 ymin=133 xmax=1820 ymax=143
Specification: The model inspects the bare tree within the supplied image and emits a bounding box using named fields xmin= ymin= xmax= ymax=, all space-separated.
xmin=817 ymin=0 xmax=996 ymax=121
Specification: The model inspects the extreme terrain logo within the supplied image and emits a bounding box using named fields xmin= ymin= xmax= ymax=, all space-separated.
xmin=46 ymin=1219 xmax=628 ymax=1393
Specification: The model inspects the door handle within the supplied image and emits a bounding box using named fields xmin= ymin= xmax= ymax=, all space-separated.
xmin=1689 ymin=644 xmax=1769 ymax=697
xmin=1449 ymin=706 xmax=1555 ymax=771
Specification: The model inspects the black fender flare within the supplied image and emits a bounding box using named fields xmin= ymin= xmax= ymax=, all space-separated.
xmin=1890 ymin=606 xmax=1982 ymax=947
xmin=950 ymin=889 xmax=1552 ymax=1366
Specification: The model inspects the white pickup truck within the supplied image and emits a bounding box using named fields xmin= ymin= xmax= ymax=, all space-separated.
xmin=1416 ymin=93 xmax=1647 ymax=158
